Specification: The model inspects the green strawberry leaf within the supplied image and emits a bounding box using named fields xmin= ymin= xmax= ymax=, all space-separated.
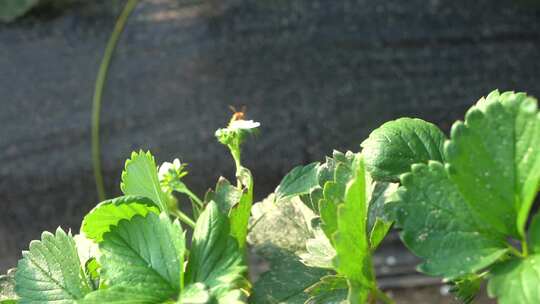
xmin=444 ymin=91 xmax=540 ymax=238
xmin=79 ymin=285 xmax=165 ymax=304
xmin=251 ymin=250 xmax=327 ymax=304
xmin=298 ymin=151 xmax=356 ymax=214
xmin=275 ymin=162 xmax=320 ymax=202
xmin=178 ymin=283 xmax=212 ymax=304
xmin=230 ymin=192 xmax=252 ymax=251
xmin=449 ymin=274 xmax=482 ymax=304
xmin=487 ymin=254 xmax=540 ymax=304
xmin=99 ymin=212 xmax=185 ymax=301
xmin=0 ymin=269 xmax=17 ymax=303
xmin=361 ymin=117 xmax=447 ymax=182
xmin=0 ymin=0 xmax=39 ymax=23
xmin=318 ymin=159 xmax=357 ymax=242
xmin=318 ymin=181 xmax=342 ymax=242
xmin=366 ymin=182 xmax=397 ymax=234
xmin=367 ymin=182 xmax=398 ymax=250
xmin=369 ymin=219 xmax=391 ymax=252
xmin=15 ymin=228 xmax=91 ymax=303
xmin=529 ymin=212 xmax=540 ymax=253
xmin=84 ymin=258 xmax=100 ymax=291
xmin=269 ymin=152 xmax=396 ymax=302
xmin=332 ymin=154 xmax=373 ymax=303
xmin=385 ymin=91 xmax=539 ymax=280
xmin=331 ymin=150 xmax=356 ymax=167
xmin=321 ymin=179 xmax=396 ymax=255
xmin=388 ymin=162 xmax=509 ymax=279
xmin=248 ymin=196 xmax=329 ymax=303
xmin=299 ymin=188 xmax=322 ymax=213
xmin=304 ymin=275 xmax=348 ymax=304
xmin=205 ymin=177 xmax=243 ymax=215
xmin=81 ymin=195 xmax=159 ymax=242
xmin=74 ymin=234 xmax=100 ymax=266
xmin=74 ymin=234 xmax=101 ymax=290
xmin=121 ymin=150 xmax=170 ymax=212
xmin=316 ymin=151 xmax=355 ymax=187
xmin=185 ymin=201 xmax=248 ymax=303
xmin=230 ymin=167 xmax=254 ymax=250
xmin=299 ymin=222 xmax=336 ymax=270
xmin=205 ymin=168 xmax=254 ymax=250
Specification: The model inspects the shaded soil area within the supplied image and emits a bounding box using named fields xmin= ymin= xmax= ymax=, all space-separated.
xmin=389 ymin=286 xmax=495 ymax=304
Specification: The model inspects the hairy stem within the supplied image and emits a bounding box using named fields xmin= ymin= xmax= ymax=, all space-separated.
xmin=171 ymin=209 xmax=196 ymax=228
xmin=183 ymin=188 xmax=204 ymax=209
xmin=92 ymin=0 xmax=139 ymax=201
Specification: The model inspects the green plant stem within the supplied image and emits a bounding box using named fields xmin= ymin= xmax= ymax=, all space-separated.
xmin=190 ymin=199 xmax=202 ymax=220
xmin=508 ymin=245 xmax=524 ymax=258
xmin=228 ymin=144 xmax=243 ymax=188
xmin=183 ymin=188 xmax=204 ymax=209
xmin=171 ymin=209 xmax=196 ymax=228
xmin=346 ymin=282 xmax=363 ymax=304
xmin=521 ymin=239 xmax=529 ymax=257
xmin=373 ymin=287 xmax=395 ymax=304
xmin=232 ymin=149 xmax=242 ymax=170
xmin=92 ymin=0 xmax=139 ymax=201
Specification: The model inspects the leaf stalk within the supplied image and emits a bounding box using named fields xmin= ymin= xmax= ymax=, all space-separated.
xmin=521 ymin=239 xmax=529 ymax=257
xmin=229 ymin=143 xmax=243 ymax=188
xmin=182 ymin=187 xmax=204 ymax=209
xmin=171 ymin=209 xmax=196 ymax=228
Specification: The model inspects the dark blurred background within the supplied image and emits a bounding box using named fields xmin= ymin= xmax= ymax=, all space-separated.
xmin=0 ymin=0 xmax=539 ymax=289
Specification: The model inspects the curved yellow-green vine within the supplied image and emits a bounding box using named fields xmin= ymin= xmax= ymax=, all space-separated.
xmin=92 ymin=0 xmax=139 ymax=201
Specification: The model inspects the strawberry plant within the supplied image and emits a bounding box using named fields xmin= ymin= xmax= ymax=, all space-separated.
xmin=249 ymin=151 xmax=398 ymax=303
xmin=1 ymin=90 xmax=538 ymax=304
xmin=0 ymin=116 xmax=259 ymax=304
xmin=362 ymin=90 xmax=540 ymax=303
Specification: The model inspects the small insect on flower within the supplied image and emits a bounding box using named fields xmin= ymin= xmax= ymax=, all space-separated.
xmin=229 ymin=105 xmax=247 ymax=122
xmin=216 ymin=105 xmax=261 ymax=146
xmin=227 ymin=105 xmax=260 ymax=131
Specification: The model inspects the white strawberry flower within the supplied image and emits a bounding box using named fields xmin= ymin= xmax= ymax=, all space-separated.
xmin=216 ymin=119 xmax=260 ymax=146
xmin=158 ymin=158 xmax=182 ymax=180
xmin=228 ymin=119 xmax=260 ymax=131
